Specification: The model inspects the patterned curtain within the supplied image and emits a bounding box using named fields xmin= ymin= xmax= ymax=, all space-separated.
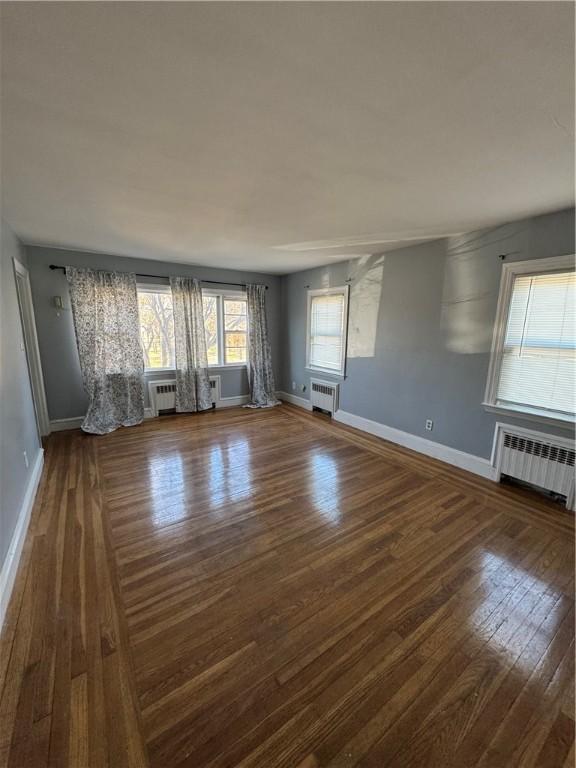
xmin=245 ymin=284 xmax=280 ymax=408
xmin=169 ymin=277 xmax=213 ymax=413
xmin=66 ymin=268 xmax=145 ymax=434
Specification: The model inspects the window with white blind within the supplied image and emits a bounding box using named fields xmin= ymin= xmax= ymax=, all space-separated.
xmin=306 ymin=287 xmax=349 ymax=375
xmin=485 ymin=256 xmax=575 ymax=424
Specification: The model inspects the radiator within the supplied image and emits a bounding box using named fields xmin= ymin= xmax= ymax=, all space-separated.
xmin=310 ymin=378 xmax=339 ymax=415
xmin=493 ymin=424 xmax=575 ymax=510
xmin=148 ymin=376 xmax=220 ymax=417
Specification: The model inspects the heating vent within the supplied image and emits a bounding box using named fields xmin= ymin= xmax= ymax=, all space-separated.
xmin=310 ymin=378 xmax=339 ymax=415
xmin=494 ymin=425 xmax=575 ymax=510
xmin=503 ymin=434 xmax=575 ymax=466
xmin=156 ymin=384 xmax=176 ymax=395
xmin=209 ymin=376 xmax=221 ymax=403
xmin=148 ymin=376 xmax=220 ymax=417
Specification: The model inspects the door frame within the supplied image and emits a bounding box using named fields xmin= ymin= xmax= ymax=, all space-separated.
xmin=13 ymin=258 xmax=51 ymax=436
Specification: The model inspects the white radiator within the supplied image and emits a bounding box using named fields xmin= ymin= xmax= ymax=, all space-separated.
xmin=148 ymin=376 xmax=220 ymax=417
xmin=310 ymin=378 xmax=339 ymax=415
xmin=493 ymin=424 xmax=575 ymax=510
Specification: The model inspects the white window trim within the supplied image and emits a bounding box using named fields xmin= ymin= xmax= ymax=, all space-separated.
xmin=305 ymin=285 xmax=349 ymax=377
xmin=137 ymin=282 xmax=170 ymax=294
xmin=483 ymin=254 xmax=575 ymax=427
xmin=137 ymin=283 xmax=174 ymax=372
xmin=204 ymin=289 xmax=248 ymax=368
xmin=137 ymin=283 xmax=248 ymax=371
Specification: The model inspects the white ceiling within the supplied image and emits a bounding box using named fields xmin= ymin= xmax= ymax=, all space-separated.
xmin=1 ymin=2 xmax=574 ymax=274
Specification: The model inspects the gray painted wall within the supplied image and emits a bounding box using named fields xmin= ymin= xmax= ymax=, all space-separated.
xmin=0 ymin=220 xmax=42 ymax=569
xmin=26 ymin=246 xmax=282 ymax=420
xmin=280 ymin=208 xmax=575 ymax=460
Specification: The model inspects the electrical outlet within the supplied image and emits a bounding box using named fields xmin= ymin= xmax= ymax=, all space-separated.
xmin=292 ymin=381 xmax=296 ymax=391
xmin=425 ymin=419 xmax=433 ymax=432
xmin=23 ymin=450 xmax=29 ymax=468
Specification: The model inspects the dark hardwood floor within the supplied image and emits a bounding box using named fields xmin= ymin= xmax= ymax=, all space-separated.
xmin=1 ymin=404 xmax=574 ymax=767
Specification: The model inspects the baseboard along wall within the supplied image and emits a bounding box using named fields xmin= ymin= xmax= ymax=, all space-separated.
xmin=49 ymin=394 xmax=252 ymax=432
xmin=0 ymin=448 xmax=44 ymax=628
xmin=276 ymin=392 xmax=496 ymax=481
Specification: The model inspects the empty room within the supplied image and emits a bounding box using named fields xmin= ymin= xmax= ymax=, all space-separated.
xmin=1 ymin=2 xmax=575 ymax=766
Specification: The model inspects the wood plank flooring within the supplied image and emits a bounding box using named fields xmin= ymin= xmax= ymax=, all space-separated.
xmin=1 ymin=404 xmax=574 ymax=767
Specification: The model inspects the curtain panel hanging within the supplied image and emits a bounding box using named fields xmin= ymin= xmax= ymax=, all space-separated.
xmin=245 ymin=283 xmax=280 ymax=408
xmin=66 ymin=267 xmax=145 ymax=434
xmin=169 ymin=276 xmax=213 ymax=413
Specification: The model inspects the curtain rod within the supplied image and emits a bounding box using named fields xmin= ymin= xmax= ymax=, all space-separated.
xmin=48 ymin=264 xmax=268 ymax=289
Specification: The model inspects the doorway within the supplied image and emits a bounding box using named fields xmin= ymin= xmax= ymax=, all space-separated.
xmin=13 ymin=259 xmax=50 ymax=437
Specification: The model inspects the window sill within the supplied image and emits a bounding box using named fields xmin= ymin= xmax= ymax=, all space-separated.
xmin=144 ymin=365 xmax=247 ymax=374
xmin=482 ymin=402 xmax=575 ymax=431
xmin=144 ymin=368 xmax=174 ymax=374
xmin=305 ymin=366 xmax=345 ymax=379
xmin=208 ymin=364 xmax=247 ymax=370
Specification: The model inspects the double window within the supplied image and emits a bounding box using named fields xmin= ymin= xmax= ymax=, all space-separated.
xmin=485 ymin=255 xmax=575 ymax=424
xmin=306 ymin=286 xmax=349 ymax=376
xmin=137 ymin=285 xmax=247 ymax=370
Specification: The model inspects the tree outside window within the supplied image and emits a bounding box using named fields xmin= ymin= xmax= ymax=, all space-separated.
xmin=137 ymin=287 xmax=248 ymax=368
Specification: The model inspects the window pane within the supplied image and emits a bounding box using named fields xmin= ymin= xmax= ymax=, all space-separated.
xmin=224 ymin=299 xmax=246 ymax=316
xmin=309 ymin=293 xmax=346 ymax=372
xmin=225 ymin=332 xmax=246 ymax=348
xmin=225 ymin=330 xmax=247 ymax=363
xmin=203 ymin=296 xmax=219 ymax=365
xmin=137 ymin=290 xmax=175 ymax=369
xmin=223 ymin=298 xmax=247 ymax=363
xmin=225 ymin=346 xmax=247 ymax=364
xmin=225 ymin=314 xmax=247 ymax=332
xmin=497 ymin=271 xmax=575 ymax=415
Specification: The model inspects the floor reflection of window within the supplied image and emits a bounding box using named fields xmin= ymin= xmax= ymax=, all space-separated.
xmin=208 ymin=437 xmax=252 ymax=509
xmin=147 ymin=452 xmax=186 ymax=527
xmin=474 ymin=551 xmax=564 ymax=669
xmin=310 ymin=453 xmax=340 ymax=524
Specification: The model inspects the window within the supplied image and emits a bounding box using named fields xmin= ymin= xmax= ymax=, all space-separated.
xmin=485 ymin=256 xmax=575 ymax=424
xmin=138 ymin=285 xmax=175 ymax=370
xmin=223 ymin=298 xmax=248 ymax=364
xmin=202 ymin=292 xmax=248 ymax=365
xmin=137 ymin=285 xmax=248 ymax=369
xmin=203 ymin=295 xmax=219 ymax=365
xmin=306 ymin=286 xmax=349 ymax=375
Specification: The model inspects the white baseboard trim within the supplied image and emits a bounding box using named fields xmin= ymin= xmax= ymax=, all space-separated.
xmin=334 ymin=409 xmax=496 ymax=481
xmin=52 ymin=396 xmax=251 ymax=430
xmin=217 ymin=395 xmax=250 ymax=408
xmin=50 ymin=416 xmax=84 ymax=432
xmin=0 ymin=448 xmax=44 ymax=629
xmin=277 ymin=391 xmax=312 ymax=411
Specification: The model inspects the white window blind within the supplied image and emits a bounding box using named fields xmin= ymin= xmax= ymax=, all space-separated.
xmin=309 ymin=292 xmax=347 ymax=373
xmin=496 ymin=271 xmax=575 ymax=416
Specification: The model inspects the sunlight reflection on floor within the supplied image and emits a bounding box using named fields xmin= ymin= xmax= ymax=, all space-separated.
xmin=471 ymin=550 xmax=566 ymax=670
xmin=310 ymin=452 xmax=341 ymax=524
xmin=148 ymin=452 xmax=187 ymax=527
xmin=208 ymin=437 xmax=252 ymax=509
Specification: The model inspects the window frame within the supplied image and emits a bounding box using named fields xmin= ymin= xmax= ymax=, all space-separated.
xmin=137 ymin=283 xmax=175 ymax=373
xmin=305 ymin=285 xmax=350 ymax=377
xmin=203 ymin=288 xmax=249 ymax=369
xmin=136 ymin=283 xmax=248 ymax=372
xmin=483 ymin=254 xmax=575 ymax=428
